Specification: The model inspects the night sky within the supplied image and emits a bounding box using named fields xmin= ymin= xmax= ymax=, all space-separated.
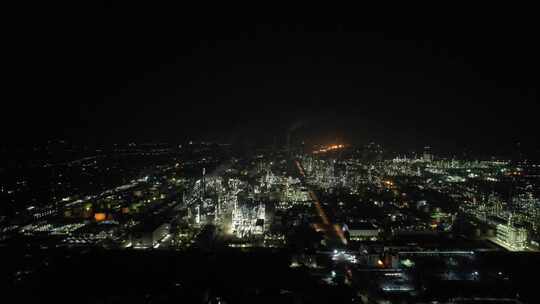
xmin=6 ymin=16 xmax=538 ymax=155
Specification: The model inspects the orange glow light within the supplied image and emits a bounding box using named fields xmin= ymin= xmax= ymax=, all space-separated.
xmin=312 ymin=144 xmax=346 ymax=154
xmin=94 ymin=213 xmax=106 ymax=222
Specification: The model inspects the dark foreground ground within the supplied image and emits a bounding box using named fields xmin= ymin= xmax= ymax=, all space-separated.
xmin=1 ymin=244 xmax=539 ymax=304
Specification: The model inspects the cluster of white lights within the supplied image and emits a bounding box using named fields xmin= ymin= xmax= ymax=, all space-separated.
xmin=332 ymin=250 xmax=358 ymax=264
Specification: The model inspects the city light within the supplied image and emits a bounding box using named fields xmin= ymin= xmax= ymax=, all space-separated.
xmin=313 ymin=144 xmax=346 ymax=154
xmin=3 ymin=139 xmax=538 ymax=302
xmin=3 ymin=20 xmax=535 ymax=303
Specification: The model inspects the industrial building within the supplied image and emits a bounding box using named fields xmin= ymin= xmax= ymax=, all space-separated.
xmin=131 ymin=221 xmax=170 ymax=249
xmin=344 ymin=222 xmax=380 ymax=241
xmin=496 ymin=215 xmax=528 ymax=251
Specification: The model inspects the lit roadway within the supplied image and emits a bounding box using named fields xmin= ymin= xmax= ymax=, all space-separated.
xmin=294 ymin=160 xmax=347 ymax=245
xmin=294 ymin=158 xmax=354 ymax=285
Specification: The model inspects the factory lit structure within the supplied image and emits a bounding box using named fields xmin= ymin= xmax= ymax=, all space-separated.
xmin=494 ymin=214 xmax=529 ymax=251
xmin=2 ymin=140 xmax=539 ymax=303
xmin=3 ymin=16 xmax=539 ymax=303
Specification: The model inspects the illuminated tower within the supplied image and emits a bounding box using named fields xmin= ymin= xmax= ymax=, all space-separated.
xmin=202 ymin=167 xmax=206 ymax=198
xmin=257 ymin=201 xmax=265 ymax=222
xmin=496 ymin=212 xmax=528 ymax=250
xmin=423 ymin=146 xmax=433 ymax=162
xmin=215 ymin=197 xmax=221 ymax=224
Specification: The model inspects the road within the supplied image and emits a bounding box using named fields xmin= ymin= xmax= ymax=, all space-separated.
xmin=294 ymin=159 xmax=356 ymax=285
xmin=294 ymin=159 xmax=347 ymax=245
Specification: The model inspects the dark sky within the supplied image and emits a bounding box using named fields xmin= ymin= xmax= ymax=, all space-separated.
xmin=6 ymin=15 xmax=538 ymax=154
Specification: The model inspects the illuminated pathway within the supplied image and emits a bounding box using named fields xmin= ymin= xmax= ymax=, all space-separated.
xmin=294 ymin=159 xmax=347 ymax=245
xmin=295 ymin=159 xmax=354 ymax=285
